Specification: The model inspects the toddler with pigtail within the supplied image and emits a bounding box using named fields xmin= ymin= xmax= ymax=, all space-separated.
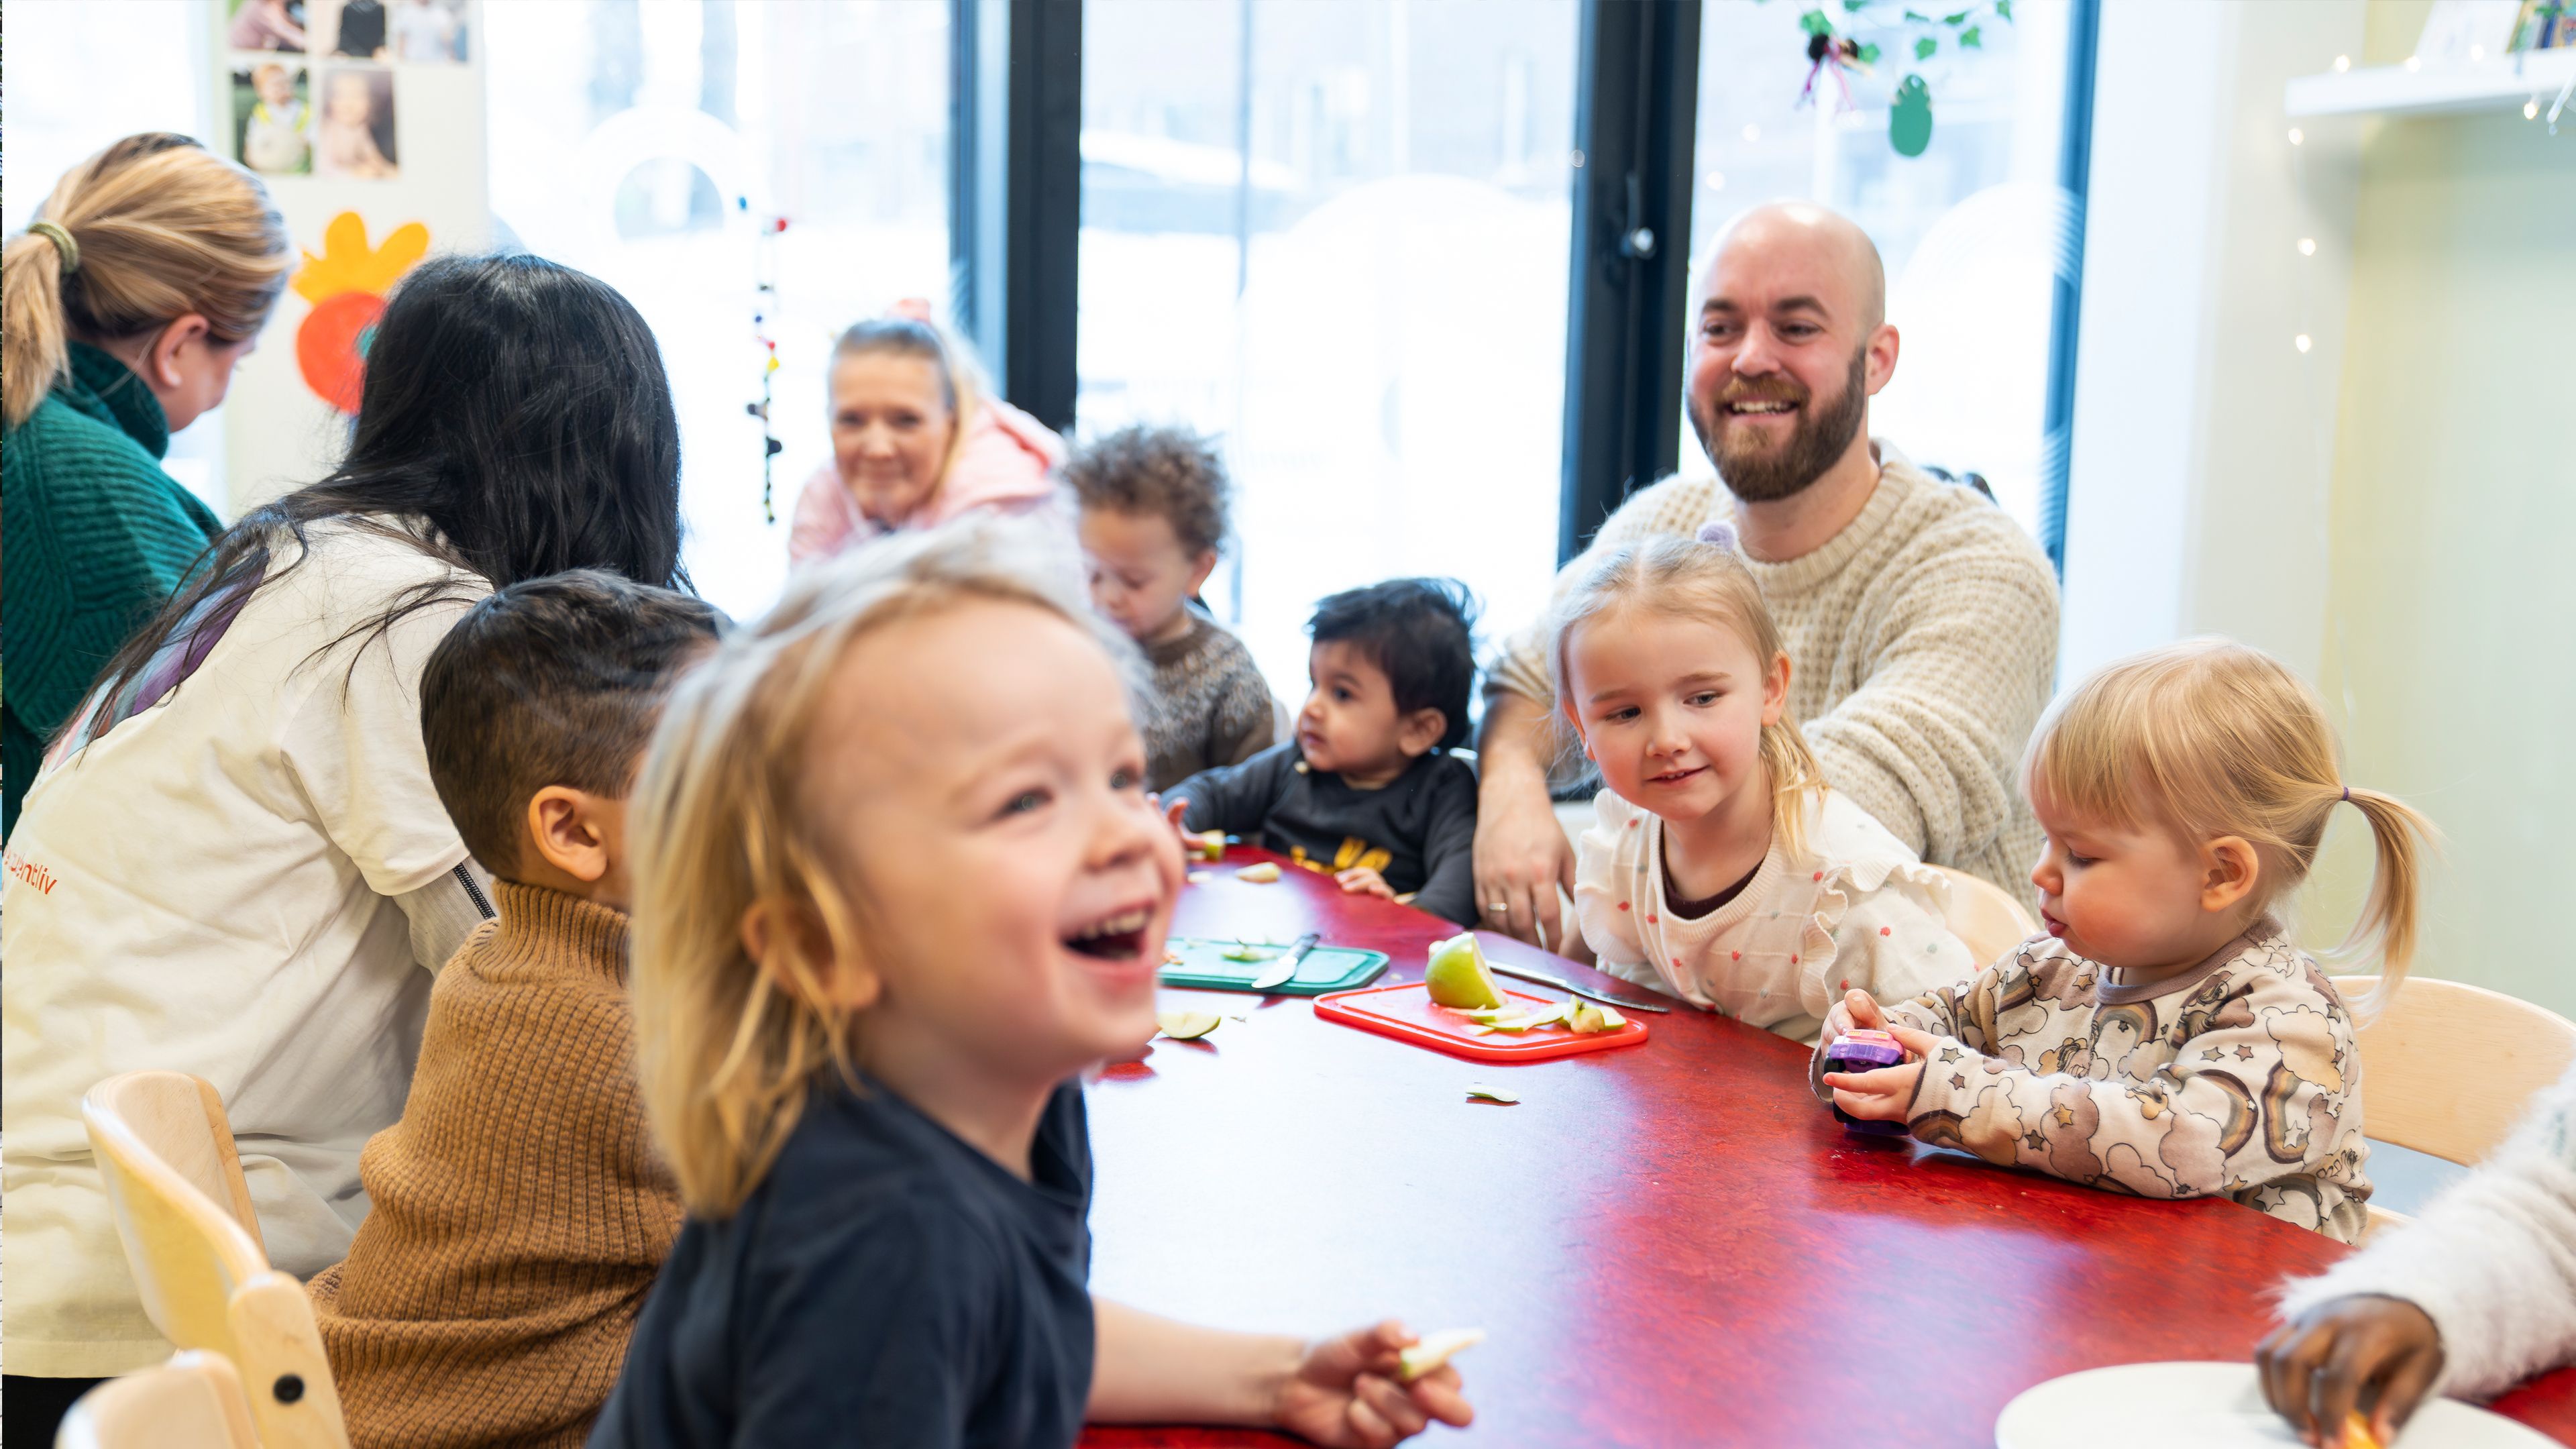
xmin=1817 ymin=638 xmax=2432 ymax=1242
xmin=1560 ymin=523 xmax=1977 ymax=1044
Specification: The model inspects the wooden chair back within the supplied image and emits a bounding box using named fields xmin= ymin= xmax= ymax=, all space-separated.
xmin=81 ymin=1071 xmax=352 ymax=1449
xmin=1926 ymin=865 xmax=2041 ymax=968
xmin=2332 ymin=975 xmax=2576 ymax=1244
xmin=2334 ymin=975 xmax=2576 ymax=1165
xmin=54 ymin=1352 xmax=262 ymax=1449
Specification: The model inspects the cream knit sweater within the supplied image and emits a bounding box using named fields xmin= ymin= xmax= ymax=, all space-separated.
xmin=1489 ymin=442 xmax=2059 ymax=904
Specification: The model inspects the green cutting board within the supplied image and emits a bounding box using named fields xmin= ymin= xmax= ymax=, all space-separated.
xmin=1159 ymin=937 xmax=1389 ymax=996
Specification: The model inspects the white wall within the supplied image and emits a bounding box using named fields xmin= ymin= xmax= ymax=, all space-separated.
xmin=2305 ymin=0 xmax=2576 ymax=1018
xmin=2061 ymin=0 xmax=2367 ymax=684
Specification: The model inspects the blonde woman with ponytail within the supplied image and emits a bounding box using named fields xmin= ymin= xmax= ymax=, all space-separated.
xmin=1 ymin=133 xmax=290 ymax=835
xmin=1819 ymin=638 xmax=2431 ymax=1243
xmin=1554 ymin=523 xmax=1977 ymax=1045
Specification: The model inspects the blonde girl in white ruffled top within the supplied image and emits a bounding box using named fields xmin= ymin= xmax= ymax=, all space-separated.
xmin=1558 ymin=525 xmax=1974 ymax=1044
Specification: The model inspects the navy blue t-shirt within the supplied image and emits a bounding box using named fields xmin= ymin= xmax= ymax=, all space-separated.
xmin=590 ymin=1077 xmax=1094 ymax=1449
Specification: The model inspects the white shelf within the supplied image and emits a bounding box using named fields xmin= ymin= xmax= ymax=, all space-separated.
xmin=2285 ymin=48 xmax=2576 ymax=119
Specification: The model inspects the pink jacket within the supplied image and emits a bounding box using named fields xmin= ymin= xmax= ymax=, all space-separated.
xmin=786 ymin=396 xmax=1069 ymax=566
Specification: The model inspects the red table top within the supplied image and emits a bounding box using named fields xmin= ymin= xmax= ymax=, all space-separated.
xmin=1081 ymin=851 xmax=2576 ymax=1447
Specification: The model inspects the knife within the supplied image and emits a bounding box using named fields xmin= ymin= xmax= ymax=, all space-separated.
xmin=1249 ymin=932 xmax=1320 ymax=991
xmin=1487 ymin=959 xmax=1673 ymax=1013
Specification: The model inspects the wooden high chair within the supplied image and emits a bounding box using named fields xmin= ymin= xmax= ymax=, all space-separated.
xmin=80 ymin=1071 xmax=352 ymax=1449
xmin=54 ymin=1351 xmax=262 ymax=1449
xmin=2330 ymin=975 xmax=2576 ymax=1244
xmin=1925 ymin=864 xmax=2040 ymax=969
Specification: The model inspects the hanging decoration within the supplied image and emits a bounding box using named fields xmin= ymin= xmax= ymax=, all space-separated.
xmin=1776 ymin=0 xmax=2017 ymax=158
xmin=740 ymin=197 xmax=789 ymax=525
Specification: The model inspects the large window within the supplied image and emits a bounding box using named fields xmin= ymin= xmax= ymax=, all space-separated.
xmin=486 ymin=0 xmax=951 ymax=621
xmin=1077 ymin=0 xmax=1580 ymax=700
xmin=1687 ymin=1 xmax=2080 ymax=541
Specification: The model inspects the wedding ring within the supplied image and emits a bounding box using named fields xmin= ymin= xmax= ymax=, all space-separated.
xmin=1487 ymin=901 xmax=1509 ymax=914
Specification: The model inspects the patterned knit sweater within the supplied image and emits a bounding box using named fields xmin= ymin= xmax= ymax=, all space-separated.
xmin=1488 ymin=442 xmax=2059 ymax=905
xmin=306 ymin=881 xmax=682 ymax=1449
xmin=1 ymin=343 xmax=221 ymax=837
xmin=1815 ymin=923 xmax=2374 ymax=1242
xmin=1138 ymin=606 xmax=1276 ymax=794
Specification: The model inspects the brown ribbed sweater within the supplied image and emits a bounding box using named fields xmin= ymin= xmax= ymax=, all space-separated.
xmin=307 ymin=881 xmax=682 ymax=1449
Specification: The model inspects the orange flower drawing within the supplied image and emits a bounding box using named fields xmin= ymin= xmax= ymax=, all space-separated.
xmin=292 ymin=212 xmax=429 ymax=414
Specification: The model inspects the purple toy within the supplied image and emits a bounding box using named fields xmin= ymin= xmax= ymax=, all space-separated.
xmin=1821 ymin=1028 xmax=1911 ymax=1136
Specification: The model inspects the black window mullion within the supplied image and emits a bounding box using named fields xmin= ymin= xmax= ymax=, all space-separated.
xmin=1558 ymin=0 xmax=1702 ymax=564
xmin=2039 ymin=0 xmax=2101 ymax=576
xmin=952 ymin=0 xmax=1082 ymax=434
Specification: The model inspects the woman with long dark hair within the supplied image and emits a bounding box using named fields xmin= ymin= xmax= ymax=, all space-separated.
xmin=1 ymin=252 xmax=686 ymax=1422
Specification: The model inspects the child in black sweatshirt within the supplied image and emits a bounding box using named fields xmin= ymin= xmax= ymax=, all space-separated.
xmin=1164 ymin=578 xmax=1480 ymax=926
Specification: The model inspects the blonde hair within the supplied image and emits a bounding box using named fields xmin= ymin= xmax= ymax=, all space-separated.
xmin=3 ymin=133 xmax=291 ymax=427
xmin=830 ymin=314 xmax=988 ymax=498
xmin=1547 ymin=533 xmax=1825 ymax=861
xmin=629 ymin=520 xmax=1128 ymax=1218
xmin=2025 ymin=639 xmax=2434 ymax=1013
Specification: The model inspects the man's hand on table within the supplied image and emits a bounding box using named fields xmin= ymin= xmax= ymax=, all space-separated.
xmin=1472 ymin=691 xmax=1576 ymax=951
xmin=2257 ymin=1294 xmax=2444 ymax=1449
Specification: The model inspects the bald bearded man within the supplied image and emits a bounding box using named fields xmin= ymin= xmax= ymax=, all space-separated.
xmin=1475 ymin=202 xmax=2059 ymax=949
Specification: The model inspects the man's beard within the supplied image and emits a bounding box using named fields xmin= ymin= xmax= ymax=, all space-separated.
xmin=1687 ymin=345 xmax=1870 ymax=503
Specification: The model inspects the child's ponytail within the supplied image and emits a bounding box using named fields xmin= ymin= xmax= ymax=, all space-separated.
xmin=1759 ymin=714 xmax=1824 ymax=863
xmin=2334 ymin=784 xmax=2435 ymax=1019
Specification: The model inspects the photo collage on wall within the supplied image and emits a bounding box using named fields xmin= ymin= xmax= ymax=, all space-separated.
xmin=225 ymin=0 xmax=466 ymax=182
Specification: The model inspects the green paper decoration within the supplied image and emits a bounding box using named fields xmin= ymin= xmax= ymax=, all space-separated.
xmin=1890 ymin=74 xmax=1934 ymax=156
xmin=1768 ymin=0 xmax=2010 ymax=158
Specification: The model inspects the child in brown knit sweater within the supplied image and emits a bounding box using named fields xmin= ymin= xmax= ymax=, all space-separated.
xmin=305 ymin=571 xmax=721 ymax=1448
xmin=1068 ymin=423 xmax=1277 ymax=792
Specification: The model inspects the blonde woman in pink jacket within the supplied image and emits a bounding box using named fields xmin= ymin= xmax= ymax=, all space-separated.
xmin=786 ymin=306 xmax=1068 ymax=566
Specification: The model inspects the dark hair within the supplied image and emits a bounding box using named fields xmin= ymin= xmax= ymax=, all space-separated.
xmin=77 ymin=253 xmax=689 ymax=729
xmin=1307 ymin=578 xmax=1479 ymax=750
xmin=1063 ymin=424 xmax=1230 ymax=557
xmin=422 ymin=570 xmax=724 ymax=876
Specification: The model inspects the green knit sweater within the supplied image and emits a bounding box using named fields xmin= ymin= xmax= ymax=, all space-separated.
xmin=1 ymin=343 xmax=221 ymax=837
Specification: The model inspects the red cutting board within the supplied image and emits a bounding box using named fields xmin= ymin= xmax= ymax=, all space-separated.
xmin=1313 ymin=982 xmax=1652 ymax=1062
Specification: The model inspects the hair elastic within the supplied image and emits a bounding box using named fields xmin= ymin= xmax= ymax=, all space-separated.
xmin=26 ymin=220 xmax=79 ymax=273
xmin=1697 ymin=518 xmax=1740 ymax=553
xmin=2341 ymin=785 xmax=2351 ymax=803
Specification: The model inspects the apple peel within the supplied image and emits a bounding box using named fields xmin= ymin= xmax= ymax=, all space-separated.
xmin=1399 ymin=1327 xmax=1486 ymax=1382
xmin=1234 ymin=862 xmax=1283 ymax=883
xmin=1155 ymin=1010 xmax=1222 ymax=1040
xmin=1463 ymin=1083 xmax=1517 ymax=1104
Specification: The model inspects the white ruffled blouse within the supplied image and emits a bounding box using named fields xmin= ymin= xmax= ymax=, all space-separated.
xmin=1572 ymin=788 xmax=1978 ymax=1045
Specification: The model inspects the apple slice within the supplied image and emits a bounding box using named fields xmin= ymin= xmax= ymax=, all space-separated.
xmin=1424 ymin=933 xmax=1507 ymax=1010
xmin=1399 ymin=1327 xmax=1487 ymax=1382
xmin=1155 ymin=1010 xmax=1222 ymax=1040
xmin=1234 ymin=862 xmax=1283 ymax=883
